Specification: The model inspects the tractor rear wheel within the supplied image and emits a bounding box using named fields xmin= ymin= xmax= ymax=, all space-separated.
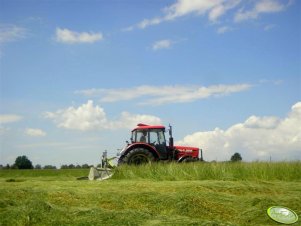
xmin=119 ymin=148 xmax=155 ymax=165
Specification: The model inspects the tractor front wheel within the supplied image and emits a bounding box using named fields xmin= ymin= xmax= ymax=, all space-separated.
xmin=120 ymin=148 xmax=155 ymax=165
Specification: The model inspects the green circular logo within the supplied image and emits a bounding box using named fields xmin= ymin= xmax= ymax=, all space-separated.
xmin=267 ymin=206 xmax=298 ymax=224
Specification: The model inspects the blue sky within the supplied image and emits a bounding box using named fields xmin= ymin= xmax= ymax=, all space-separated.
xmin=0 ymin=0 xmax=300 ymax=166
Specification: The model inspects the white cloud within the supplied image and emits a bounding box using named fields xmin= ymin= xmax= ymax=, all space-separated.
xmin=138 ymin=17 xmax=163 ymax=29
xmin=45 ymin=100 xmax=108 ymax=130
xmin=255 ymin=0 xmax=286 ymax=13
xmin=152 ymin=39 xmax=173 ymax=50
xmin=55 ymin=28 xmax=103 ymax=44
xmin=177 ymin=102 xmax=301 ymax=161
xmin=244 ymin=115 xmax=280 ymax=129
xmin=216 ymin=26 xmax=232 ymax=34
xmin=25 ymin=128 xmax=47 ymax=137
xmin=234 ymin=0 xmax=287 ymax=22
xmin=164 ymin=0 xmax=240 ymax=22
xmin=0 ymin=24 xmax=27 ymax=44
xmin=209 ymin=0 xmax=241 ymax=22
xmin=124 ymin=0 xmax=292 ymax=31
xmin=126 ymin=0 xmax=240 ymax=30
xmin=76 ymin=84 xmax=252 ymax=105
xmin=45 ymin=100 xmax=161 ymax=131
xmin=0 ymin=114 xmax=23 ymax=124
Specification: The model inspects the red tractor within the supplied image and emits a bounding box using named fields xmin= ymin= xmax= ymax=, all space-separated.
xmin=118 ymin=124 xmax=203 ymax=165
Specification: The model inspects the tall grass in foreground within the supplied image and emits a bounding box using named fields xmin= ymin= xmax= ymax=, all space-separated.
xmin=113 ymin=161 xmax=301 ymax=181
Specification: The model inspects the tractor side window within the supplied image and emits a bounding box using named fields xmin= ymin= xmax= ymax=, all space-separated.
xmin=136 ymin=130 xmax=148 ymax=143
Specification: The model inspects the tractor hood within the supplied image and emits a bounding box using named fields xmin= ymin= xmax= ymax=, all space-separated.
xmin=174 ymin=145 xmax=199 ymax=159
xmin=174 ymin=146 xmax=199 ymax=151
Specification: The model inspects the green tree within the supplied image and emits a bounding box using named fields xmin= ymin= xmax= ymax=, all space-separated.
xmin=68 ymin=164 xmax=75 ymax=169
xmin=43 ymin=165 xmax=56 ymax=169
xmin=14 ymin=156 xmax=33 ymax=169
xmin=81 ymin=164 xmax=90 ymax=169
xmin=61 ymin=164 xmax=68 ymax=169
xmin=35 ymin=164 xmax=42 ymax=169
xmin=230 ymin=153 xmax=242 ymax=162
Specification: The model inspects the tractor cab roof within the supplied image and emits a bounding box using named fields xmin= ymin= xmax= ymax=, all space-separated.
xmin=132 ymin=123 xmax=165 ymax=132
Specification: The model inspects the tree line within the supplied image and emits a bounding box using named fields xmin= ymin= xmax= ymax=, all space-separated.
xmin=0 ymin=155 xmax=93 ymax=170
xmin=0 ymin=153 xmax=243 ymax=170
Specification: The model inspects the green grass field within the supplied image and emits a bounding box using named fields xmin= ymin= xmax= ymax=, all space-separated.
xmin=0 ymin=162 xmax=300 ymax=225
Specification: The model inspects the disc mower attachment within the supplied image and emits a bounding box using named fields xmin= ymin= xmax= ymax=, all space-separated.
xmin=88 ymin=167 xmax=114 ymax=181
xmin=77 ymin=151 xmax=116 ymax=181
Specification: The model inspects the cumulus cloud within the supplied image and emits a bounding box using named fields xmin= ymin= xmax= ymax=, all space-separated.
xmin=45 ymin=100 xmax=108 ymax=130
xmin=0 ymin=24 xmax=27 ymax=44
xmin=25 ymin=128 xmax=47 ymax=137
xmin=234 ymin=0 xmax=288 ymax=22
xmin=177 ymin=102 xmax=301 ymax=161
xmin=55 ymin=28 xmax=103 ymax=44
xmin=152 ymin=39 xmax=173 ymax=50
xmin=244 ymin=115 xmax=280 ymax=129
xmin=76 ymin=84 xmax=252 ymax=105
xmin=0 ymin=114 xmax=23 ymax=124
xmin=45 ymin=100 xmax=161 ymax=131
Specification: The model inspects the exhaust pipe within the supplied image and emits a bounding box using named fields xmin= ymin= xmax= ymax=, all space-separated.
xmin=169 ymin=124 xmax=174 ymax=149
xmin=200 ymin=149 xmax=203 ymax=161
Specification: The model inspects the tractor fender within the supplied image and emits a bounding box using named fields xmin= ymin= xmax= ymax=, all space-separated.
xmin=121 ymin=143 xmax=160 ymax=160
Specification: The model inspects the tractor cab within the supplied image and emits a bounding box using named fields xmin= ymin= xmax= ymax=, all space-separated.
xmin=131 ymin=124 xmax=168 ymax=159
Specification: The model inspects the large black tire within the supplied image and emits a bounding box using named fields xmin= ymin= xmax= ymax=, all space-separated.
xmin=118 ymin=148 xmax=155 ymax=165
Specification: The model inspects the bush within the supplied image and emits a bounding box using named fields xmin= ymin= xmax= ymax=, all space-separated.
xmin=81 ymin=164 xmax=90 ymax=169
xmin=43 ymin=165 xmax=57 ymax=169
xmin=231 ymin=153 xmax=242 ymax=162
xmin=14 ymin=156 xmax=33 ymax=169
xmin=35 ymin=164 xmax=42 ymax=169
